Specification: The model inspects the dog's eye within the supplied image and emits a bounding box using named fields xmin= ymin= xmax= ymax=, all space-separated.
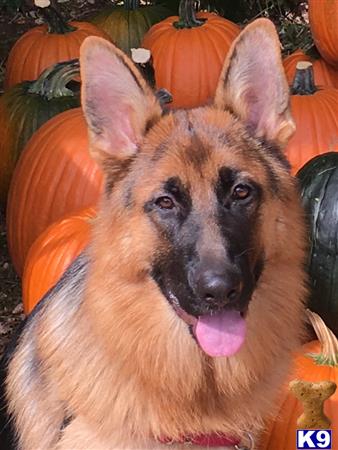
xmin=155 ymin=196 xmax=175 ymax=210
xmin=232 ymin=184 xmax=251 ymax=200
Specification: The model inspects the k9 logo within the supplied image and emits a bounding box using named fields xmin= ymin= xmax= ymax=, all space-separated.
xmin=297 ymin=430 xmax=332 ymax=449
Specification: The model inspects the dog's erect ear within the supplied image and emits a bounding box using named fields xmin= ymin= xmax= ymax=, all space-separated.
xmin=214 ymin=18 xmax=295 ymax=148
xmin=80 ymin=37 xmax=162 ymax=166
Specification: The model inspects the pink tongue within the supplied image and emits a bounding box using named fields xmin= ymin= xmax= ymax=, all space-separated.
xmin=194 ymin=310 xmax=246 ymax=357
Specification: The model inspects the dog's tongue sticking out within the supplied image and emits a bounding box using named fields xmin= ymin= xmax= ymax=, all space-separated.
xmin=195 ymin=311 xmax=246 ymax=357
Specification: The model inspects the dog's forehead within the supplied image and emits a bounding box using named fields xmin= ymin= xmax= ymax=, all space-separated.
xmin=143 ymin=107 xmax=268 ymax=182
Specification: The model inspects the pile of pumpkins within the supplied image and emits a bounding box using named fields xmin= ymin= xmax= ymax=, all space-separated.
xmin=0 ymin=1 xmax=337 ymax=448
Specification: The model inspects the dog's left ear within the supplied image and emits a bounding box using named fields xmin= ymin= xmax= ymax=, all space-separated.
xmin=80 ymin=37 xmax=162 ymax=167
xmin=214 ymin=18 xmax=295 ymax=148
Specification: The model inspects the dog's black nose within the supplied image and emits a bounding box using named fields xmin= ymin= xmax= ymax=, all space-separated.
xmin=195 ymin=270 xmax=242 ymax=307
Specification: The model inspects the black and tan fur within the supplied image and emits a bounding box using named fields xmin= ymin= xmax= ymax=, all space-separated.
xmin=0 ymin=18 xmax=307 ymax=450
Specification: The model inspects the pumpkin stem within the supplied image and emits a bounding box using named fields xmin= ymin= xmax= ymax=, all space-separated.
xmin=131 ymin=48 xmax=156 ymax=88
xmin=306 ymin=309 xmax=338 ymax=367
xmin=124 ymin=0 xmax=140 ymax=10
xmin=27 ymin=59 xmax=80 ymax=100
xmin=291 ymin=61 xmax=317 ymax=95
xmin=38 ymin=6 xmax=77 ymax=34
xmin=174 ymin=0 xmax=205 ymax=29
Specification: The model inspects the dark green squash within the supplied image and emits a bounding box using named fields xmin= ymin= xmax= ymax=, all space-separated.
xmin=0 ymin=59 xmax=80 ymax=204
xmin=90 ymin=0 xmax=173 ymax=56
xmin=297 ymin=152 xmax=338 ymax=337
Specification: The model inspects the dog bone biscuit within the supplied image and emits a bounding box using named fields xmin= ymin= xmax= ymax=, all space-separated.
xmin=289 ymin=379 xmax=337 ymax=429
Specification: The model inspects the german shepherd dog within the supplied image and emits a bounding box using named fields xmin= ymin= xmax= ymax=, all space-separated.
xmin=0 ymin=18 xmax=307 ymax=450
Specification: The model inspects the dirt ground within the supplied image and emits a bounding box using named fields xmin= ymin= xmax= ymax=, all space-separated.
xmin=0 ymin=0 xmax=108 ymax=356
xmin=0 ymin=206 xmax=23 ymax=355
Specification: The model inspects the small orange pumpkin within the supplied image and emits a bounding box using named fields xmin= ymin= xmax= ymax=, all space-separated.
xmin=7 ymin=107 xmax=103 ymax=275
xmin=142 ymin=0 xmax=240 ymax=109
xmin=261 ymin=310 xmax=338 ymax=450
xmin=308 ymin=0 xmax=338 ymax=67
xmin=283 ymin=50 xmax=338 ymax=88
xmin=22 ymin=207 xmax=96 ymax=314
xmin=285 ymin=61 xmax=338 ymax=174
xmin=4 ymin=6 xmax=108 ymax=89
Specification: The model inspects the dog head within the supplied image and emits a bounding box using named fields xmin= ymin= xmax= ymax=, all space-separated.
xmin=80 ymin=19 xmax=302 ymax=359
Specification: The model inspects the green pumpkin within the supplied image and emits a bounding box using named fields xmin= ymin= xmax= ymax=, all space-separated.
xmin=91 ymin=0 xmax=173 ymax=55
xmin=297 ymin=152 xmax=338 ymax=337
xmin=0 ymin=60 xmax=80 ymax=204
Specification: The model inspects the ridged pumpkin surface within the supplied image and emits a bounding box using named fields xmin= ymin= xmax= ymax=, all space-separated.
xmin=0 ymin=64 xmax=80 ymax=204
xmin=142 ymin=12 xmax=240 ymax=109
xmin=92 ymin=4 xmax=172 ymax=55
xmin=7 ymin=108 xmax=103 ymax=275
xmin=4 ymin=21 xmax=108 ymax=89
xmin=22 ymin=207 xmax=96 ymax=314
xmin=286 ymin=88 xmax=338 ymax=173
xmin=283 ymin=50 xmax=338 ymax=88
xmin=297 ymin=153 xmax=338 ymax=337
xmin=284 ymin=63 xmax=338 ymax=174
xmin=309 ymin=0 xmax=338 ymax=67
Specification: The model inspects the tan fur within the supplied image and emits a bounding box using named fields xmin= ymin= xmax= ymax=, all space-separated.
xmin=4 ymin=18 xmax=307 ymax=450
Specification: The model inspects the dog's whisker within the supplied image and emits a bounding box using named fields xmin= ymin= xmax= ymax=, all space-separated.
xmin=234 ymin=248 xmax=255 ymax=258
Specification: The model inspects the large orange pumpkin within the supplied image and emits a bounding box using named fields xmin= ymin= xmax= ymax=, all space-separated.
xmin=261 ymin=310 xmax=338 ymax=450
xmin=22 ymin=207 xmax=96 ymax=314
xmin=7 ymin=107 xmax=103 ymax=275
xmin=4 ymin=6 xmax=108 ymax=89
xmin=285 ymin=62 xmax=338 ymax=174
xmin=308 ymin=0 xmax=338 ymax=67
xmin=283 ymin=50 xmax=338 ymax=88
xmin=141 ymin=0 xmax=240 ymax=109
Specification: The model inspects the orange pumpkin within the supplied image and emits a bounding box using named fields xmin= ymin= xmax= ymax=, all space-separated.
xmin=22 ymin=207 xmax=96 ymax=314
xmin=141 ymin=1 xmax=240 ymax=109
xmin=261 ymin=310 xmax=338 ymax=450
xmin=308 ymin=0 xmax=338 ymax=67
xmin=285 ymin=62 xmax=338 ymax=174
xmin=7 ymin=107 xmax=103 ymax=276
xmin=4 ymin=6 xmax=108 ymax=89
xmin=283 ymin=50 xmax=338 ymax=88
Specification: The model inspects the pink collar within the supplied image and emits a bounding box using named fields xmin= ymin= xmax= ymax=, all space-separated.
xmin=159 ymin=433 xmax=241 ymax=447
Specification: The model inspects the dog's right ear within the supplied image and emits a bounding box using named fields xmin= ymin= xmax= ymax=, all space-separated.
xmin=80 ymin=37 xmax=162 ymax=167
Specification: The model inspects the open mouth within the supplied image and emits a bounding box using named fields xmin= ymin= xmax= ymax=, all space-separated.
xmin=168 ymin=290 xmax=247 ymax=358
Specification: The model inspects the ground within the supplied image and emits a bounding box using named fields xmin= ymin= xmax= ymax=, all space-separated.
xmin=0 ymin=207 xmax=23 ymax=355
